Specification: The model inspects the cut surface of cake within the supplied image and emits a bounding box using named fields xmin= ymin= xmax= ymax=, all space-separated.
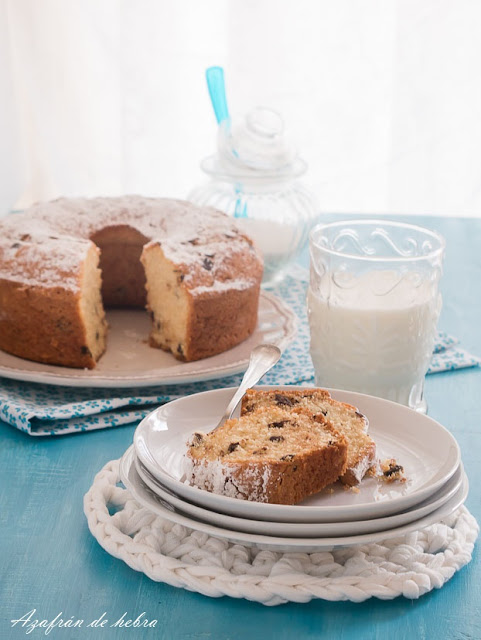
xmin=0 ymin=196 xmax=263 ymax=368
xmin=186 ymin=406 xmax=348 ymax=504
xmin=241 ymin=388 xmax=376 ymax=486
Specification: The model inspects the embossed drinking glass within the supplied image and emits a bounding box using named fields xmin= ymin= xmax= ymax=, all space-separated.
xmin=307 ymin=220 xmax=445 ymax=413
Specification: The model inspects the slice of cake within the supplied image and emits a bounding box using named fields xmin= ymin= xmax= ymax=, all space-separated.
xmin=186 ymin=406 xmax=348 ymax=505
xmin=241 ymin=388 xmax=376 ymax=486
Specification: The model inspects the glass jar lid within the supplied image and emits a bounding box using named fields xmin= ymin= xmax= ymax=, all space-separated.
xmin=201 ymin=107 xmax=307 ymax=181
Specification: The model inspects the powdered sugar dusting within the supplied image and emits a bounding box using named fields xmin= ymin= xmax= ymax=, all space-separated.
xmin=185 ymin=435 xmax=273 ymax=503
xmin=189 ymin=279 xmax=253 ymax=295
xmin=0 ymin=196 xmax=262 ymax=291
xmin=0 ymin=230 xmax=93 ymax=290
xmin=188 ymin=458 xmax=273 ymax=503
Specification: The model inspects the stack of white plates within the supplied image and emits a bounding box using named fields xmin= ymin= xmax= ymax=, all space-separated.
xmin=120 ymin=386 xmax=468 ymax=553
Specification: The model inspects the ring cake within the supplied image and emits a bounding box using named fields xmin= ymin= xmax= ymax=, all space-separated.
xmin=0 ymin=196 xmax=263 ymax=368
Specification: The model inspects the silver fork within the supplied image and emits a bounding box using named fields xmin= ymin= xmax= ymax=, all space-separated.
xmin=210 ymin=343 xmax=282 ymax=433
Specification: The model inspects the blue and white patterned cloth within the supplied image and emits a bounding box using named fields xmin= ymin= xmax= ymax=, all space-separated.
xmin=0 ymin=269 xmax=479 ymax=436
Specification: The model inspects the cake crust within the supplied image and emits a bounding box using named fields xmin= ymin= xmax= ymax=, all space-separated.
xmin=0 ymin=281 xmax=95 ymax=368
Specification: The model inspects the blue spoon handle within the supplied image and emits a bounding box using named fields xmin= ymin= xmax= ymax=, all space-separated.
xmin=206 ymin=66 xmax=230 ymax=124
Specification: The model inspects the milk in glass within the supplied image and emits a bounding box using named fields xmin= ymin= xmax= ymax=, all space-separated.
xmin=307 ymin=270 xmax=441 ymax=406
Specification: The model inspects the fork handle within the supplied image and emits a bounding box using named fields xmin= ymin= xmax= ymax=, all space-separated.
xmin=211 ymin=344 xmax=281 ymax=432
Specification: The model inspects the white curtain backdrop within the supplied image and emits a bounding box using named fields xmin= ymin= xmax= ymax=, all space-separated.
xmin=2 ymin=0 xmax=481 ymax=217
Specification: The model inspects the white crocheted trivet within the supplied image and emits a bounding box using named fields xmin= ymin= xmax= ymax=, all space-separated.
xmin=84 ymin=459 xmax=479 ymax=606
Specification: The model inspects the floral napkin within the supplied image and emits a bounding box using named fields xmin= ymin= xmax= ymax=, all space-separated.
xmin=0 ymin=269 xmax=479 ymax=436
xmin=429 ymin=333 xmax=481 ymax=373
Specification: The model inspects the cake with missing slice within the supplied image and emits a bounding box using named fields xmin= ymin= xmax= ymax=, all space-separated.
xmin=186 ymin=406 xmax=348 ymax=505
xmin=241 ymin=388 xmax=376 ymax=486
xmin=0 ymin=196 xmax=263 ymax=368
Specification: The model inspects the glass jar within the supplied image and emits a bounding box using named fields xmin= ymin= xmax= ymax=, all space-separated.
xmin=189 ymin=108 xmax=319 ymax=287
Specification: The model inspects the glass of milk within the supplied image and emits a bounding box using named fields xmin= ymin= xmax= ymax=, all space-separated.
xmin=307 ymin=220 xmax=445 ymax=412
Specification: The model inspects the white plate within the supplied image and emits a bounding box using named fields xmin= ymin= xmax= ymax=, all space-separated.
xmin=119 ymin=447 xmax=469 ymax=552
xmin=134 ymin=386 xmax=461 ymax=523
xmin=130 ymin=448 xmax=464 ymax=537
xmin=0 ymin=292 xmax=296 ymax=388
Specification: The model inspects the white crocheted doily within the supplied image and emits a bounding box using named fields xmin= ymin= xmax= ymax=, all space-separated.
xmin=84 ymin=459 xmax=479 ymax=606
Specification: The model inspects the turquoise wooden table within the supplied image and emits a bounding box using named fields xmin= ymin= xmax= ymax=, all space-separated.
xmin=1 ymin=215 xmax=480 ymax=640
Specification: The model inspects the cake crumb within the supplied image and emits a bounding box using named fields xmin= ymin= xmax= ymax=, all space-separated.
xmin=379 ymin=458 xmax=406 ymax=483
xmin=343 ymin=484 xmax=360 ymax=493
xmin=366 ymin=465 xmax=379 ymax=478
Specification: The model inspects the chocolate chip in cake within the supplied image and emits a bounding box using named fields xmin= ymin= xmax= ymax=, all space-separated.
xmin=177 ymin=343 xmax=184 ymax=356
xmin=227 ymin=442 xmax=240 ymax=453
xmin=269 ymin=435 xmax=284 ymax=442
xmin=191 ymin=432 xmax=204 ymax=446
xmin=10 ymin=242 xmax=20 ymax=249
xmin=173 ymin=269 xmax=185 ymax=283
xmin=244 ymin=404 xmax=254 ymax=413
xmin=383 ymin=463 xmax=404 ymax=478
xmin=274 ymin=394 xmax=297 ymax=407
xmin=187 ymin=238 xmax=199 ymax=245
xmin=80 ymin=346 xmax=92 ymax=357
xmin=280 ymin=454 xmax=295 ymax=461
xmin=202 ymin=257 xmax=214 ymax=271
xmin=355 ymin=411 xmax=365 ymax=419
xmin=95 ymin=331 xmax=100 ymax=341
xmin=149 ymin=311 xmax=155 ymax=321
xmin=268 ymin=420 xmax=289 ymax=429
xmin=20 ymin=233 xmax=31 ymax=241
xmin=253 ymin=447 xmax=268 ymax=455
xmin=156 ymin=321 xmax=161 ymax=330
